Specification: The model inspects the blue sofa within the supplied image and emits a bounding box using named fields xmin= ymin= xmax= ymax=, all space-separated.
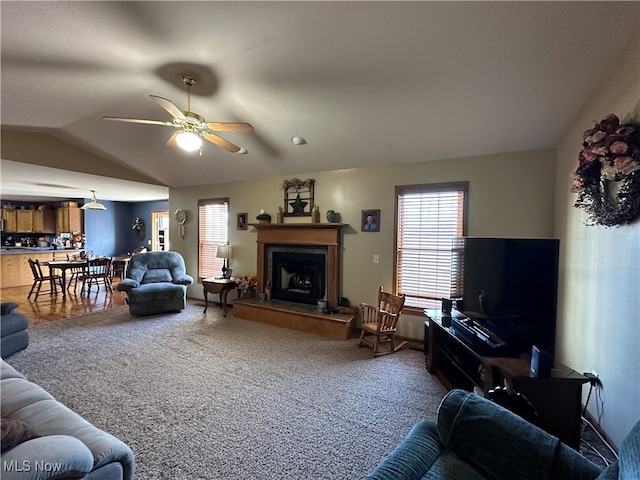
xmin=1 ymin=360 xmax=135 ymax=479
xmin=1 ymin=302 xmax=29 ymax=359
xmin=116 ymin=251 xmax=193 ymax=316
xmin=366 ymin=389 xmax=639 ymax=480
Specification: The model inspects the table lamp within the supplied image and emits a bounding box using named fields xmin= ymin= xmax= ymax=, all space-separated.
xmin=216 ymin=245 xmax=233 ymax=278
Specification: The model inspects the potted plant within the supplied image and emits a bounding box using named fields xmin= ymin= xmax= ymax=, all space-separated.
xmin=256 ymin=210 xmax=271 ymax=224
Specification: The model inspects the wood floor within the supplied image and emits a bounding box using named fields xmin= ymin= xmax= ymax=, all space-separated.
xmin=0 ymin=280 xmax=127 ymax=326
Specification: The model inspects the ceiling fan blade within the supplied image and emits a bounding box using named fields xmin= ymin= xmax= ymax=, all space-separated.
xmin=165 ymin=132 xmax=179 ymax=148
xmin=206 ymin=122 xmax=254 ymax=133
xmin=204 ymin=133 xmax=241 ymax=153
xmin=150 ymin=95 xmax=186 ymax=120
xmin=103 ymin=116 xmax=174 ymax=127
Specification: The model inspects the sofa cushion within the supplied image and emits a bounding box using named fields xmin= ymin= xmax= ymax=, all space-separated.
xmin=127 ymin=283 xmax=187 ymax=303
xmin=1 ymin=360 xmax=135 ymax=479
xmin=141 ymin=268 xmax=173 ymax=284
xmin=611 ymin=419 xmax=640 ymax=480
xmin=437 ymin=390 xmax=602 ymax=480
xmin=1 ymin=417 xmax=40 ymax=452
xmin=1 ymin=435 xmax=94 ymax=479
xmin=1 ymin=361 xmax=26 ymax=381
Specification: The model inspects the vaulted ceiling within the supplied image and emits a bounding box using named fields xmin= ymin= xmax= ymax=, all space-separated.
xmin=2 ymin=1 xmax=639 ymax=202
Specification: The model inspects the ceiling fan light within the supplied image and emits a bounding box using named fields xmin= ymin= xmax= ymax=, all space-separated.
xmin=176 ymin=131 xmax=202 ymax=152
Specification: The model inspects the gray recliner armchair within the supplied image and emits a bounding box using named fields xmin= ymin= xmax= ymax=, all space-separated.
xmin=116 ymin=252 xmax=193 ymax=316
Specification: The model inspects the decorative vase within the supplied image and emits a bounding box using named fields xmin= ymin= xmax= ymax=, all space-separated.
xmin=240 ymin=289 xmax=256 ymax=299
xmin=326 ymin=209 xmax=335 ymax=223
xmin=276 ymin=207 xmax=284 ymax=224
xmin=312 ymin=205 xmax=320 ymax=223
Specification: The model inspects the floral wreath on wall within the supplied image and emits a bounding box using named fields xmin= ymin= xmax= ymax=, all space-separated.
xmin=571 ymin=113 xmax=640 ymax=227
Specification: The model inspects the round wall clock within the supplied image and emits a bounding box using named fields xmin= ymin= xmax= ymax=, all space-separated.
xmin=174 ymin=209 xmax=187 ymax=225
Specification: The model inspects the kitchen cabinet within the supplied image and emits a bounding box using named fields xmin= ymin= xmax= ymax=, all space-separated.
xmin=56 ymin=206 xmax=82 ymax=233
xmin=34 ymin=208 xmax=56 ymax=233
xmin=2 ymin=207 xmax=17 ymax=232
xmin=0 ymin=249 xmax=82 ymax=288
xmin=16 ymin=210 xmax=35 ymax=232
xmin=11 ymin=209 xmax=55 ymax=233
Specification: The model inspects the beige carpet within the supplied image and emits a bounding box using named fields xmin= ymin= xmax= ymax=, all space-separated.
xmin=7 ymin=300 xmax=447 ymax=480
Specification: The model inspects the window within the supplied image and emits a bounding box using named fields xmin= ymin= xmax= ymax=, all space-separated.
xmin=198 ymin=198 xmax=229 ymax=281
xmin=394 ymin=182 xmax=468 ymax=312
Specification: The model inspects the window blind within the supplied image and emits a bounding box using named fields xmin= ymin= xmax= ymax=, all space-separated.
xmin=395 ymin=183 xmax=467 ymax=310
xmin=198 ymin=198 xmax=229 ymax=281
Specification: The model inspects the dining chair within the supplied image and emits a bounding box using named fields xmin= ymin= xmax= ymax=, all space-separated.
xmin=66 ymin=253 xmax=86 ymax=294
xmin=27 ymin=258 xmax=63 ymax=300
xmin=82 ymin=257 xmax=113 ymax=295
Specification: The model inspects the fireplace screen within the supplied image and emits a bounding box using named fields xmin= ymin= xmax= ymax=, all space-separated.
xmin=272 ymin=251 xmax=326 ymax=305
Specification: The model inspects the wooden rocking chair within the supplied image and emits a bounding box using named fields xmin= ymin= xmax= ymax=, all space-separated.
xmin=358 ymin=286 xmax=407 ymax=356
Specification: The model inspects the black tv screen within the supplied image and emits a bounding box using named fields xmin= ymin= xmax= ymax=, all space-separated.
xmin=455 ymin=237 xmax=559 ymax=359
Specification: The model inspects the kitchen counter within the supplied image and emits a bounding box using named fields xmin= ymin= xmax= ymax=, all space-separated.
xmin=0 ymin=249 xmax=83 ymax=288
xmin=1 ymin=247 xmax=83 ymax=255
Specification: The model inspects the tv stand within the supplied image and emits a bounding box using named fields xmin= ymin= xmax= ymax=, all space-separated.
xmin=424 ymin=309 xmax=587 ymax=449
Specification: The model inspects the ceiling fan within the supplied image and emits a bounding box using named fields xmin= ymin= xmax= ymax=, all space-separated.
xmin=103 ymin=74 xmax=253 ymax=154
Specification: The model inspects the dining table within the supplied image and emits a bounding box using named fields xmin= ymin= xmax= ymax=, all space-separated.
xmin=43 ymin=259 xmax=88 ymax=297
xmin=111 ymin=255 xmax=131 ymax=280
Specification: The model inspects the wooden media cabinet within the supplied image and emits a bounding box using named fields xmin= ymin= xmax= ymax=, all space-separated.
xmin=424 ymin=309 xmax=588 ymax=449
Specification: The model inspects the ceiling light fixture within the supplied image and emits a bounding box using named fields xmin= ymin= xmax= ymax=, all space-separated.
xmin=291 ymin=136 xmax=307 ymax=145
xmin=176 ymin=130 xmax=202 ymax=152
xmin=81 ymin=190 xmax=107 ymax=210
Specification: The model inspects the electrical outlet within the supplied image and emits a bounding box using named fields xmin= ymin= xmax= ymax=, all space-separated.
xmin=373 ymin=254 xmax=380 ymax=264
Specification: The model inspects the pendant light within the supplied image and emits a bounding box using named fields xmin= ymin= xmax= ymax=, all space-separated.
xmin=81 ymin=190 xmax=107 ymax=210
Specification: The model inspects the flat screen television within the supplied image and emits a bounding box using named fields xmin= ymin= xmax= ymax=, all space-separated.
xmin=453 ymin=237 xmax=559 ymax=360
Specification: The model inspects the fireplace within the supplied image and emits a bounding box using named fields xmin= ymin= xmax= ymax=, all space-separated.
xmin=270 ymin=247 xmax=327 ymax=305
xmin=250 ymin=223 xmax=345 ymax=308
xmin=233 ymin=223 xmax=354 ymax=340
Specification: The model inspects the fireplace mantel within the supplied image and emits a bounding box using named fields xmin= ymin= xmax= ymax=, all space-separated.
xmin=248 ymin=223 xmax=346 ymax=246
xmin=249 ymin=223 xmax=348 ymax=308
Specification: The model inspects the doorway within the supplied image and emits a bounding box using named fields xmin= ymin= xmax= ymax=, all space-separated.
xmin=151 ymin=211 xmax=169 ymax=251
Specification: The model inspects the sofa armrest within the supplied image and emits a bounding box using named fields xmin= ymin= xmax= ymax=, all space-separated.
xmin=1 ymin=435 xmax=93 ymax=479
xmin=1 ymin=302 xmax=19 ymax=315
xmin=437 ymin=390 xmax=602 ymax=480
xmin=173 ymin=274 xmax=194 ymax=285
xmin=116 ymin=279 xmax=140 ymax=292
xmin=364 ymin=421 xmax=443 ymax=480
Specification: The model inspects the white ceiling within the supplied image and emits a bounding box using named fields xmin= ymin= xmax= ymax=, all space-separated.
xmin=2 ymin=1 xmax=639 ymax=202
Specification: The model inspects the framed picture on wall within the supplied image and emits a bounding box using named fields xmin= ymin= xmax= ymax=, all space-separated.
xmin=237 ymin=213 xmax=248 ymax=230
xmin=361 ymin=209 xmax=380 ymax=232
